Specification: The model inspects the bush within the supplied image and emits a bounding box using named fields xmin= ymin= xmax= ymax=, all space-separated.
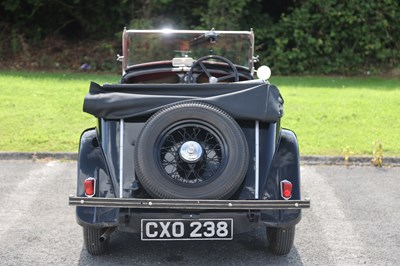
xmin=1 ymin=0 xmax=399 ymax=75
xmin=260 ymin=0 xmax=400 ymax=75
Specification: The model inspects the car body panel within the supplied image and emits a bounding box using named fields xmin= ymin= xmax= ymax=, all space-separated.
xmin=75 ymin=124 xmax=305 ymax=229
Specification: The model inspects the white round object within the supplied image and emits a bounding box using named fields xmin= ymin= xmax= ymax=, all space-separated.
xmin=179 ymin=141 xmax=203 ymax=163
xmin=257 ymin=65 xmax=271 ymax=80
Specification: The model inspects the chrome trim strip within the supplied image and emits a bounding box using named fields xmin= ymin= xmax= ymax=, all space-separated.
xmin=122 ymin=27 xmax=127 ymax=74
xmin=69 ymin=196 xmax=311 ymax=210
xmin=255 ymin=120 xmax=259 ymax=199
xmin=249 ymin=29 xmax=255 ymax=75
xmin=119 ymin=118 xmax=124 ymax=198
xmin=125 ymin=29 xmax=253 ymax=35
xmin=100 ymin=118 xmax=106 ymax=152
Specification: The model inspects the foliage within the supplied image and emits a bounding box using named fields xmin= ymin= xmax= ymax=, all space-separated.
xmin=1 ymin=0 xmax=400 ymax=74
xmin=261 ymin=0 xmax=400 ymax=74
xmin=126 ymin=0 xmax=252 ymax=30
xmin=371 ymin=141 xmax=383 ymax=167
xmin=199 ymin=0 xmax=250 ymax=30
xmin=342 ymin=146 xmax=353 ymax=167
xmin=0 ymin=37 xmax=120 ymax=72
xmin=0 ymin=0 xmax=131 ymax=40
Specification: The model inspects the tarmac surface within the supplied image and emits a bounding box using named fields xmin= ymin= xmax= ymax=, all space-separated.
xmin=0 ymin=160 xmax=399 ymax=265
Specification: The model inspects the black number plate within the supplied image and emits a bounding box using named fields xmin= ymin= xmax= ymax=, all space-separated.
xmin=141 ymin=219 xmax=233 ymax=241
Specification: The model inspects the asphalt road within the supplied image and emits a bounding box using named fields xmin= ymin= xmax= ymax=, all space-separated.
xmin=0 ymin=160 xmax=399 ymax=265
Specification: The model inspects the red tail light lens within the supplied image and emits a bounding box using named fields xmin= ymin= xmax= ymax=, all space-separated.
xmin=281 ymin=180 xmax=292 ymax=200
xmin=84 ymin=178 xmax=96 ymax=197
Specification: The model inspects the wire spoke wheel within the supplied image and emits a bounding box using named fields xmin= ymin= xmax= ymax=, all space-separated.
xmin=134 ymin=101 xmax=249 ymax=199
xmin=158 ymin=124 xmax=227 ymax=185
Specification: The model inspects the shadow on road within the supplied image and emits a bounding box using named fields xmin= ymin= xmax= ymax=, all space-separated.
xmin=77 ymin=228 xmax=303 ymax=265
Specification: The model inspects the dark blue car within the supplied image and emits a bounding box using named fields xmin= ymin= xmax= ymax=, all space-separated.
xmin=69 ymin=29 xmax=310 ymax=256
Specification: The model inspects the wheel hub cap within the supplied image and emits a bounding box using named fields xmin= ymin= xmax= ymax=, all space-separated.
xmin=179 ymin=141 xmax=203 ymax=163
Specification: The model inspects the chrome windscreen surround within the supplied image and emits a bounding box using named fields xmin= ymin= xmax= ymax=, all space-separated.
xmin=121 ymin=28 xmax=255 ymax=75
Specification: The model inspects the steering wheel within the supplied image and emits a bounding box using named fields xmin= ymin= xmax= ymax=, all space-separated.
xmin=188 ymin=55 xmax=239 ymax=83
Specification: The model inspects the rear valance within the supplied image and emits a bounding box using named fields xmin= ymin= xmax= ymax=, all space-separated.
xmin=83 ymin=82 xmax=284 ymax=122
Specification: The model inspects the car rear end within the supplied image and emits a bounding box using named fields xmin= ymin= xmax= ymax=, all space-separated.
xmin=69 ymin=29 xmax=310 ymax=256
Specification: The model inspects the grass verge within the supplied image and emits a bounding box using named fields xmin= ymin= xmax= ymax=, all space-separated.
xmin=0 ymin=71 xmax=119 ymax=152
xmin=0 ymin=71 xmax=399 ymax=156
xmin=270 ymin=76 xmax=400 ymax=156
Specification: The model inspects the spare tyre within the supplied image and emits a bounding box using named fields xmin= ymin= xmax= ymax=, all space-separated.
xmin=134 ymin=101 xmax=249 ymax=199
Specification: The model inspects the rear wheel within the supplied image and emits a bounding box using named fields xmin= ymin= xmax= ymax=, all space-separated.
xmin=266 ymin=226 xmax=295 ymax=255
xmin=83 ymin=226 xmax=109 ymax=255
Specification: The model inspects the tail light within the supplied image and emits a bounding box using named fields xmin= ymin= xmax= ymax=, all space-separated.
xmin=84 ymin=177 xmax=96 ymax=197
xmin=280 ymin=180 xmax=292 ymax=200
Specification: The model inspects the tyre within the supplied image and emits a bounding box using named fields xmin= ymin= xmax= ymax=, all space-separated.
xmin=83 ymin=226 xmax=109 ymax=255
xmin=134 ymin=101 xmax=249 ymax=199
xmin=266 ymin=226 xmax=295 ymax=255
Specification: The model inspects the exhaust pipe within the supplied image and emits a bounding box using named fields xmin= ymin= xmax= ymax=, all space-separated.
xmin=100 ymin=227 xmax=116 ymax=242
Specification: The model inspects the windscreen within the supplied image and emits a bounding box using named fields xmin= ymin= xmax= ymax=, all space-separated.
xmin=125 ymin=31 xmax=253 ymax=69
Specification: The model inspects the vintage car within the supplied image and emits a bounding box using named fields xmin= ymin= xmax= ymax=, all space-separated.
xmin=69 ymin=28 xmax=310 ymax=256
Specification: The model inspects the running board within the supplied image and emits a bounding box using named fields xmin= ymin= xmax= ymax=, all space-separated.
xmin=69 ymin=196 xmax=310 ymax=210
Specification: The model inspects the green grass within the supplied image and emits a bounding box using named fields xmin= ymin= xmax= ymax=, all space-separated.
xmin=0 ymin=71 xmax=399 ymax=156
xmin=270 ymin=76 xmax=400 ymax=156
xmin=0 ymin=71 xmax=120 ymax=152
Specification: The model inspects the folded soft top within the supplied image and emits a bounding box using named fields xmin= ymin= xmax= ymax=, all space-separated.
xmin=83 ymin=82 xmax=284 ymax=122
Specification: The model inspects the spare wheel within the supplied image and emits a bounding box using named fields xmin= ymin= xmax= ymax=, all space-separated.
xmin=134 ymin=101 xmax=249 ymax=199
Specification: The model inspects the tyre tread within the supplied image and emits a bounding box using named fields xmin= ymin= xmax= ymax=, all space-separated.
xmin=83 ymin=226 xmax=109 ymax=255
xmin=267 ymin=226 xmax=295 ymax=255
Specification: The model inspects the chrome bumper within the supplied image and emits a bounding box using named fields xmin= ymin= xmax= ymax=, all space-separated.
xmin=69 ymin=196 xmax=310 ymax=210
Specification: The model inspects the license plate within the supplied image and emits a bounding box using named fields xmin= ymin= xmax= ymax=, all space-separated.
xmin=141 ymin=218 xmax=233 ymax=241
